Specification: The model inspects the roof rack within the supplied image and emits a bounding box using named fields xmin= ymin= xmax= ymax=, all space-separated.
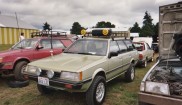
xmin=31 ymin=31 xmax=68 ymax=38
xmin=81 ymin=28 xmax=130 ymax=40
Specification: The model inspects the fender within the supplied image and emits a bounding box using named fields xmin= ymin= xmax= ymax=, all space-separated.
xmin=91 ymin=68 xmax=106 ymax=80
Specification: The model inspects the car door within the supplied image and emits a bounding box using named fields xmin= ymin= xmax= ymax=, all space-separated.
xmin=107 ymin=41 xmax=122 ymax=80
xmin=33 ymin=39 xmax=54 ymax=60
xmin=117 ymin=40 xmax=131 ymax=72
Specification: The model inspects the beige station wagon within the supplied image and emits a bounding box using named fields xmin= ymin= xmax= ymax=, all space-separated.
xmin=24 ymin=29 xmax=139 ymax=105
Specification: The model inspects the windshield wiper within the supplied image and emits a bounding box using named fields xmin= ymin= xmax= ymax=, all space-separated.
xmin=77 ymin=52 xmax=94 ymax=55
xmin=17 ymin=47 xmax=24 ymax=49
xmin=64 ymin=51 xmax=76 ymax=54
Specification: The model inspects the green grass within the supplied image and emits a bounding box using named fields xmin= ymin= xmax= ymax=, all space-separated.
xmin=0 ymin=44 xmax=157 ymax=105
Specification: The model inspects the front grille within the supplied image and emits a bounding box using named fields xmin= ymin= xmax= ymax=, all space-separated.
xmin=40 ymin=70 xmax=60 ymax=79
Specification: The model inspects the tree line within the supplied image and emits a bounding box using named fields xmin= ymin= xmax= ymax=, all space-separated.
xmin=42 ymin=11 xmax=158 ymax=42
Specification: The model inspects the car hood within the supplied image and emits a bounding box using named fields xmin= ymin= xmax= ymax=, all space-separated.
xmin=159 ymin=3 xmax=182 ymax=59
xmin=0 ymin=49 xmax=30 ymax=57
xmin=28 ymin=53 xmax=105 ymax=72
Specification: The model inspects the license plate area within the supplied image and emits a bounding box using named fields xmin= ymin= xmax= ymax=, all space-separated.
xmin=38 ymin=77 xmax=49 ymax=86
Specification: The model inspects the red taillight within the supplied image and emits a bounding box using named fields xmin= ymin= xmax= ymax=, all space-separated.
xmin=139 ymin=54 xmax=143 ymax=60
xmin=65 ymin=84 xmax=73 ymax=89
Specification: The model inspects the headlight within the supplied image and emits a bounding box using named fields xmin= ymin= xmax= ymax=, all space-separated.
xmin=145 ymin=81 xmax=170 ymax=95
xmin=140 ymin=82 xmax=145 ymax=92
xmin=60 ymin=71 xmax=82 ymax=81
xmin=0 ymin=58 xmax=3 ymax=63
xmin=26 ymin=65 xmax=42 ymax=76
xmin=47 ymin=70 xmax=54 ymax=78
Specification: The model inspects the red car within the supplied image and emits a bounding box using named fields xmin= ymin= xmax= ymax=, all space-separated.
xmin=0 ymin=36 xmax=72 ymax=80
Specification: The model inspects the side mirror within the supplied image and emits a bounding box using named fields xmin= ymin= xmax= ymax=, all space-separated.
xmin=108 ymin=52 xmax=118 ymax=58
xmin=36 ymin=45 xmax=43 ymax=49
xmin=128 ymin=46 xmax=133 ymax=51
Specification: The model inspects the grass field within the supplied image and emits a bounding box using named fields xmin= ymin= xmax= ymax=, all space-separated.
xmin=0 ymin=44 xmax=157 ymax=105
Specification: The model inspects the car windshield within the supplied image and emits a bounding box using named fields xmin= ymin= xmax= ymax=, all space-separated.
xmin=12 ymin=39 xmax=39 ymax=50
xmin=134 ymin=43 xmax=144 ymax=51
xmin=64 ymin=39 xmax=108 ymax=56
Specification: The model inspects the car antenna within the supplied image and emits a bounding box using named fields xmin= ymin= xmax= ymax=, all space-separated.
xmin=15 ymin=12 xmax=22 ymax=48
xmin=50 ymin=27 xmax=53 ymax=57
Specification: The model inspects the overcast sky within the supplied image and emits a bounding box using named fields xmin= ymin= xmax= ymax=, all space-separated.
xmin=0 ymin=0 xmax=181 ymax=31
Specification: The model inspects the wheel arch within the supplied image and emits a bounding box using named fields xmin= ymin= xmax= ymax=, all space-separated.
xmin=91 ymin=68 xmax=106 ymax=80
xmin=13 ymin=58 xmax=30 ymax=70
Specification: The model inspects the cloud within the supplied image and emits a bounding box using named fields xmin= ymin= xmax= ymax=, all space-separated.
xmin=0 ymin=0 xmax=181 ymax=30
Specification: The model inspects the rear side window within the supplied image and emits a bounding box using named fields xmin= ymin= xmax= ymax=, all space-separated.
xmin=124 ymin=40 xmax=134 ymax=50
xmin=61 ymin=40 xmax=72 ymax=47
xmin=116 ymin=40 xmax=127 ymax=52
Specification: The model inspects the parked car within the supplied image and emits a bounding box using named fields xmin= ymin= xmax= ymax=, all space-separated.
xmin=133 ymin=41 xmax=154 ymax=67
xmin=24 ymin=29 xmax=139 ymax=105
xmin=0 ymin=32 xmax=72 ymax=80
xmin=138 ymin=2 xmax=182 ymax=105
xmin=152 ymin=42 xmax=159 ymax=53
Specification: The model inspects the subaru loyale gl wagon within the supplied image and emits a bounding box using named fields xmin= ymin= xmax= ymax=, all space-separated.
xmin=0 ymin=31 xmax=72 ymax=80
xmin=24 ymin=29 xmax=139 ymax=105
xmin=138 ymin=2 xmax=182 ymax=105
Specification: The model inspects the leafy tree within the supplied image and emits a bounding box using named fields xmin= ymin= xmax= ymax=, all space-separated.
xmin=43 ymin=22 xmax=51 ymax=31
xmin=95 ymin=21 xmax=115 ymax=28
xmin=140 ymin=11 xmax=154 ymax=37
xmin=153 ymin=22 xmax=159 ymax=42
xmin=130 ymin=22 xmax=141 ymax=33
xmin=70 ymin=22 xmax=84 ymax=35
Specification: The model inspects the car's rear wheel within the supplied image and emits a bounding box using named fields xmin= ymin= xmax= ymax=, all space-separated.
xmin=14 ymin=61 xmax=28 ymax=81
xmin=37 ymin=84 xmax=51 ymax=94
xmin=86 ymin=76 xmax=106 ymax=105
xmin=149 ymin=56 xmax=154 ymax=62
xmin=125 ymin=64 xmax=135 ymax=82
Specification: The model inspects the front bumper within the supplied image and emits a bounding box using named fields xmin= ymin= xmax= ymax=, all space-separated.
xmin=138 ymin=92 xmax=182 ymax=105
xmin=28 ymin=75 xmax=91 ymax=92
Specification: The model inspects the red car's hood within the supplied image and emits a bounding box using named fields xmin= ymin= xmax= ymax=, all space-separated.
xmin=0 ymin=49 xmax=32 ymax=57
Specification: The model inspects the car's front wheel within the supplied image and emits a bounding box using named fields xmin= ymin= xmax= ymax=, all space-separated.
xmin=14 ymin=61 xmax=28 ymax=80
xmin=86 ymin=76 xmax=106 ymax=105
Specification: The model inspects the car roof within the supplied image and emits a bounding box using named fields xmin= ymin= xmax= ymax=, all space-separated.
xmin=80 ymin=37 xmax=130 ymax=41
xmin=28 ymin=36 xmax=71 ymax=40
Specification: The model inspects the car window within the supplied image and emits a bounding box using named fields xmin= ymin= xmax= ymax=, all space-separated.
xmin=40 ymin=39 xmax=51 ymax=49
xmin=52 ymin=40 xmax=65 ymax=48
xmin=146 ymin=43 xmax=151 ymax=50
xmin=124 ymin=40 xmax=134 ymax=51
xmin=12 ymin=39 xmax=38 ymax=50
xmin=116 ymin=40 xmax=127 ymax=52
xmin=40 ymin=39 xmax=65 ymax=49
xmin=134 ymin=43 xmax=144 ymax=51
xmin=110 ymin=41 xmax=119 ymax=53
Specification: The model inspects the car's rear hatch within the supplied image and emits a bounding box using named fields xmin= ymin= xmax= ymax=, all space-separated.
xmin=159 ymin=2 xmax=182 ymax=59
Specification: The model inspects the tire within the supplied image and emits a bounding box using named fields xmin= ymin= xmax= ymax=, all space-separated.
xmin=86 ymin=76 xmax=106 ymax=105
xmin=142 ymin=60 xmax=147 ymax=68
xmin=14 ymin=61 xmax=28 ymax=81
xmin=37 ymin=84 xmax=51 ymax=94
xmin=125 ymin=64 xmax=135 ymax=82
xmin=149 ymin=56 xmax=154 ymax=62
xmin=7 ymin=80 xmax=29 ymax=88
